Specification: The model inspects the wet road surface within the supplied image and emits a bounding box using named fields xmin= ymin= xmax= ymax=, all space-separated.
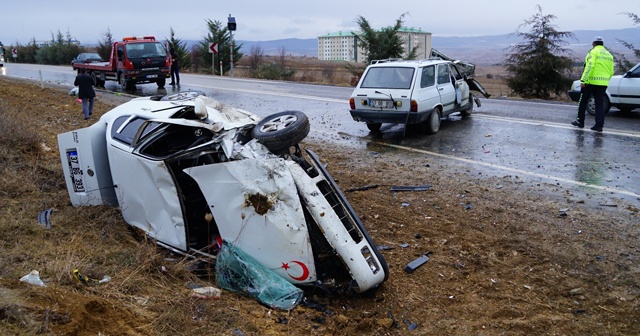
xmin=4 ymin=63 xmax=640 ymax=204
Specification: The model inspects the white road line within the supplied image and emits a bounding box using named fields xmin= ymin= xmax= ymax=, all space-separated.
xmin=372 ymin=141 xmax=640 ymax=199
xmin=473 ymin=114 xmax=640 ymax=138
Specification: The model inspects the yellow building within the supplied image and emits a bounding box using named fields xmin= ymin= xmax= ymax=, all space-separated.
xmin=318 ymin=27 xmax=431 ymax=63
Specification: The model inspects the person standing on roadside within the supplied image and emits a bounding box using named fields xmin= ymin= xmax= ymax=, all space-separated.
xmin=74 ymin=68 xmax=96 ymax=120
xmin=169 ymin=48 xmax=180 ymax=86
xmin=571 ymin=36 xmax=614 ymax=132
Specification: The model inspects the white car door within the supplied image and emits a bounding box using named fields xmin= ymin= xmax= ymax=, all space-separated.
xmin=436 ymin=63 xmax=456 ymax=111
xmin=106 ymin=116 xmax=188 ymax=251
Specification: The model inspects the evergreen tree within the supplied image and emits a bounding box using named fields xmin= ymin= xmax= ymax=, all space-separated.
xmin=504 ymin=5 xmax=575 ymax=99
xmin=355 ymin=13 xmax=418 ymax=64
xmin=166 ymin=27 xmax=191 ymax=70
xmin=97 ymin=29 xmax=114 ymax=61
xmin=197 ymin=19 xmax=242 ymax=75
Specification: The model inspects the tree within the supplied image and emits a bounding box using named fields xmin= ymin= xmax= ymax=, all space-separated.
xmin=613 ymin=12 xmax=640 ymax=72
xmin=97 ymin=29 xmax=114 ymax=61
xmin=166 ymin=27 xmax=191 ymax=70
xmin=503 ymin=5 xmax=575 ymax=99
xmin=197 ymin=19 xmax=242 ymax=75
xmin=354 ymin=13 xmax=418 ymax=64
xmin=35 ymin=30 xmax=83 ymax=65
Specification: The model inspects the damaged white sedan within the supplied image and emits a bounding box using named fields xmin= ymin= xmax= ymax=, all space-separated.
xmin=57 ymin=92 xmax=388 ymax=293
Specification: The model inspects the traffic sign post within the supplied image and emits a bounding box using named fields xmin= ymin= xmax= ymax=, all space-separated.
xmin=228 ymin=14 xmax=236 ymax=78
xmin=209 ymin=42 xmax=218 ymax=75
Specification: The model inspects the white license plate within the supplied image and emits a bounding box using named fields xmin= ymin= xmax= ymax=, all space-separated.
xmin=147 ymin=74 xmax=158 ymax=78
xmin=369 ymin=99 xmax=393 ymax=108
xmin=66 ymin=150 xmax=85 ymax=192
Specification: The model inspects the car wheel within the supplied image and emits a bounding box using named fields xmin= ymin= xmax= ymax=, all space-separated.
xmin=460 ymin=93 xmax=473 ymax=117
xmin=252 ymin=111 xmax=310 ymax=152
xmin=586 ymin=96 xmax=611 ymax=116
xmin=366 ymin=123 xmax=382 ymax=132
xmin=156 ymin=77 xmax=166 ymax=89
xmin=424 ymin=108 xmax=441 ymax=134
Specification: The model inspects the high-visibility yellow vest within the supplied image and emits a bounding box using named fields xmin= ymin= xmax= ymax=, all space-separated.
xmin=580 ymin=45 xmax=614 ymax=86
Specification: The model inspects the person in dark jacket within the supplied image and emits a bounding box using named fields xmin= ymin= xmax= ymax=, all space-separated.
xmin=169 ymin=48 xmax=180 ymax=86
xmin=74 ymin=68 xmax=96 ymax=120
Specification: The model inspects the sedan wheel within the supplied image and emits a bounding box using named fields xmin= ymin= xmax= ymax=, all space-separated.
xmin=366 ymin=123 xmax=382 ymax=132
xmin=586 ymin=96 xmax=611 ymax=116
xmin=251 ymin=111 xmax=310 ymax=152
xmin=424 ymin=108 xmax=441 ymax=134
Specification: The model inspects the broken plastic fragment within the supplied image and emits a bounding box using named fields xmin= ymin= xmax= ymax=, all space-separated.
xmin=404 ymin=253 xmax=431 ymax=274
xmin=390 ymin=185 xmax=431 ymax=192
xmin=20 ymin=270 xmax=46 ymax=287
xmin=37 ymin=208 xmax=53 ymax=229
xmin=191 ymin=286 xmax=222 ymax=299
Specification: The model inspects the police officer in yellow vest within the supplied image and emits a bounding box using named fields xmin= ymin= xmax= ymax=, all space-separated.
xmin=572 ymin=36 xmax=614 ymax=132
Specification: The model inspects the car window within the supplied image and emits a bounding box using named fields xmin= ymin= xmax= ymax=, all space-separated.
xmin=450 ymin=64 xmax=464 ymax=80
xmin=360 ymin=67 xmax=415 ymax=89
xmin=420 ymin=65 xmax=435 ymax=88
xmin=629 ymin=65 xmax=640 ymax=78
xmin=111 ymin=116 xmax=160 ymax=145
xmin=437 ymin=64 xmax=451 ymax=85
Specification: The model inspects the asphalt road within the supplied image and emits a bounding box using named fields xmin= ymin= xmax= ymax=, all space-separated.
xmin=3 ymin=63 xmax=640 ymax=204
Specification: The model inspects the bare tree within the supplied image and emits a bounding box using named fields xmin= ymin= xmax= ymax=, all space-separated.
xmin=248 ymin=45 xmax=264 ymax=71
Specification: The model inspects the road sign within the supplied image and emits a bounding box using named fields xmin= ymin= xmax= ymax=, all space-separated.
xmin=209 ymin=42 xmax=218 ymax=54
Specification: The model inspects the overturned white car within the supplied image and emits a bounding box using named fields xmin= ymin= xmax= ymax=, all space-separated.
xmin=57 ymin=92 xmax=388 ymax=293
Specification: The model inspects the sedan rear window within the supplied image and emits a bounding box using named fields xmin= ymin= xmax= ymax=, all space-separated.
xmin=360 ymin=67 xmax=415 ymax=89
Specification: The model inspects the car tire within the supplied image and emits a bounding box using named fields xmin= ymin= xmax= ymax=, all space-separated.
xmin=424 ymin=108 xmax=441 ymax=134
xmin=460 ymin=93 xmax=473 ymax=117
xmin=252 ymin=111 xmax=310 ymax=152
xmin=366 ymin=123 xmax=382 ymax=132
xmin=157 ymin=77 xmax=166 ymax=89
xmin=586 ymin=96 xmax=611 ymax=116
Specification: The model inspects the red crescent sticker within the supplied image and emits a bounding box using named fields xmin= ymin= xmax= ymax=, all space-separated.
xmin=282 ymin=260 xmax=310 ymax=281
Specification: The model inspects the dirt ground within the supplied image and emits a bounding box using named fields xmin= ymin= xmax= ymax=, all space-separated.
xmin=0 ymin=76 xmax=639 ymax=336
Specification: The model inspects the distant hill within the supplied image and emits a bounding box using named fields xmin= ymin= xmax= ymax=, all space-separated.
xmin=227 ymin=28 xmax=639 ymax=66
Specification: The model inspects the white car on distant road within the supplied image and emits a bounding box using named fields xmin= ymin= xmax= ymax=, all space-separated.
xmin=568 ymin=61 xmax=640 ymax=115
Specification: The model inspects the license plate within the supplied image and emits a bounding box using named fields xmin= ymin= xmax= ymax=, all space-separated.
xmin=66 ymin=150 xmax=85 ymax=192
xmin=369 ymin=99 xmax=393 ymax=109
xmin=147 ymin=74 xmax=158 ymax=78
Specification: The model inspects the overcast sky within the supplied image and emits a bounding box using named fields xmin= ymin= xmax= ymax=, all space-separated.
xmin=1 ymin=0 xmax=638 ymax=46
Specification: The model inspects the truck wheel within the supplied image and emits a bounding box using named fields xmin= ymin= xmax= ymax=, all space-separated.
xmin=156 ymin=77 xmax=166 ymax=89
xmin=119 ymin=75 xmax=135 ymax=91
xmin=251 ymin=111 xmax=310 ymax=152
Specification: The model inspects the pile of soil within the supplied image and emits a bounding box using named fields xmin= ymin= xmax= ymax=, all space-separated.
xmin=0 ymin=77 xmax=638 ymax=335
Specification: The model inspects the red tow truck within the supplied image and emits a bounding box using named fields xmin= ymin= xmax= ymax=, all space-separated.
xmin=72 ymin=36 xmax=171 ymax=90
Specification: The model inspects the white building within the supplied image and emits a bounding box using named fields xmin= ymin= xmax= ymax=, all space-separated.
xmin=318 ymin=27 xmax=431 ymax=63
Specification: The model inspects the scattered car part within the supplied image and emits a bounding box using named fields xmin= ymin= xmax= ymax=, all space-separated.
xmin=404 ymin=252 xmax=431 ymax=273
xmin=37 ymin=208 xmax=53 ymax=229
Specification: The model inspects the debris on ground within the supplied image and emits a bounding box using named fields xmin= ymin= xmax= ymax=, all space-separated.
xmin=216 ymin=240 xmax=304 ymax=310
xmin=404 ymin=253 xmax=432 ymax=274
xmin=19 ymin=270 xmax=46 ymax=287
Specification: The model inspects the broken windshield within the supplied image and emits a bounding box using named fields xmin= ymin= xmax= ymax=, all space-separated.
xmin=360 ymin=67 xmax=415 ymax=89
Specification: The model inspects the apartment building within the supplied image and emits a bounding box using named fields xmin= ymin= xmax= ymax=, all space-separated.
xmin=318 ymin=27 xmax=431 ymax=63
